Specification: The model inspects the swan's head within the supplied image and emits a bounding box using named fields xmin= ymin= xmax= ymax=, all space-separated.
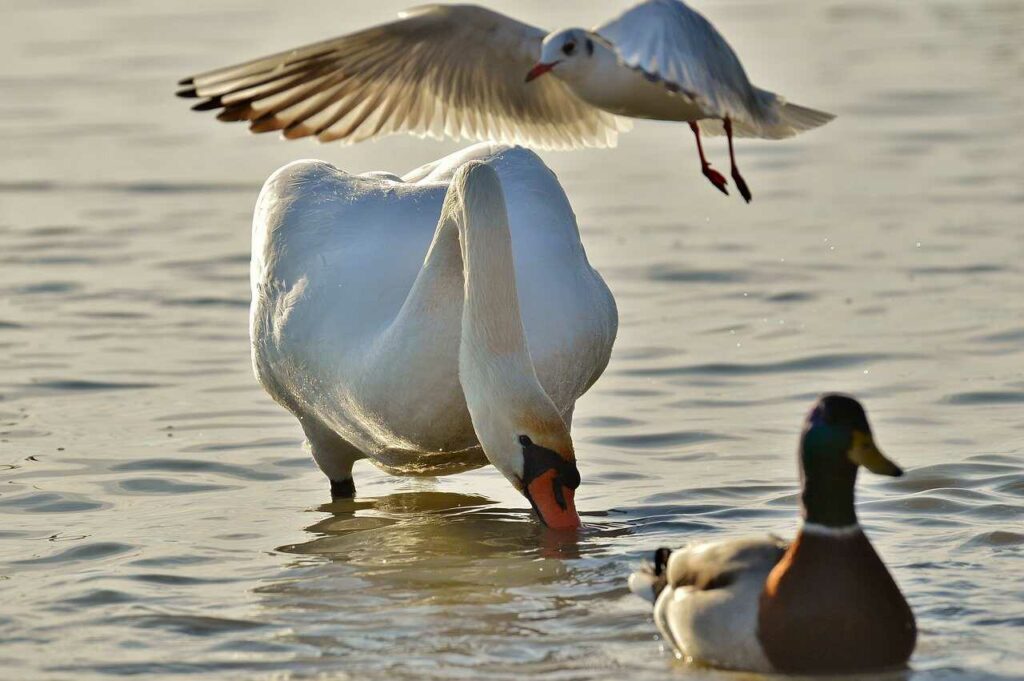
xmin=526 ymin=29 xmax=595 ymax=83
xmin=515 ymin=425 xmax=580 ymax=530
xmin=470 ymin=401 xmax=581 ymax=530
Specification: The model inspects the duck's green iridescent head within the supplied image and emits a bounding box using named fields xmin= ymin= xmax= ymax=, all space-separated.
xmin=803 ymin=394 xmax=901 ymax=477
xmin=799 ymin=394 xmax=902 ymax=526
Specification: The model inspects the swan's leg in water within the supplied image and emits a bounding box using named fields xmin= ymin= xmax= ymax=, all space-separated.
xmin=724 ymin=117 xmax=752 ymax=203
xmin=329 ymin=478 xmax=355 ymax=498
xmin=299 ymin=417 xmax=364 ymax=498
xmin=689 ymin=121 xmax=728 ymax=196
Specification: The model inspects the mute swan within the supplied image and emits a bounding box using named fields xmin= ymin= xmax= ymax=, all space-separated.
xmin=629 ymin=395 xmax=915 ymax=673
xmin=178 ymin=2 xmax=834 ymax=203
xmin=250 ymin=144 xmax=617 ymax=529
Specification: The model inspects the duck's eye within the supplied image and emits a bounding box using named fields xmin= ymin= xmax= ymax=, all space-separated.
xmin=518 ymin=435 xmax=532 ymax=447
xmin=562 ymin=41 xmax=576 ymax=56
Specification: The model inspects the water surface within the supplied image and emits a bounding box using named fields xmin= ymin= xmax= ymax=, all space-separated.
xmin=1 ymin=0 xmax=1022 ymax=679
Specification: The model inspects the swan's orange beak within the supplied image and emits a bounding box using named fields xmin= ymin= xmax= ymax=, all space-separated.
xmin=526 ymin=469 xmax=581 ymax=530
xmin=525 ymin=62 xmax=555 ymax=83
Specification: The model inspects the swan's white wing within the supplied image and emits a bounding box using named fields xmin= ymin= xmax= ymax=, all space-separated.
xmin=596 ymin=0 xmax=761 ymax=125
xmin=178 ymin=4 xmax=630 ymax=150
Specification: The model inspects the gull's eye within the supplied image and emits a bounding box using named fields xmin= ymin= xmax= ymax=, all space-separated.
xmin=562 ymin=41 xmax=576 ymax=56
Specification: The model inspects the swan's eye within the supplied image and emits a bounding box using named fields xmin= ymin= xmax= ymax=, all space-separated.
xmin=518 ymin=435 xmax=532 ymax=447
xmin=562 ymin=41 xmax=576 ymax=56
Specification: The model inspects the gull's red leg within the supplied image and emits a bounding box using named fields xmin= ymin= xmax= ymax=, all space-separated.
xmin=724 ymin=117 xmax=752 ymax=203
xmin=689 ymin=121 xmax=728 ymax=196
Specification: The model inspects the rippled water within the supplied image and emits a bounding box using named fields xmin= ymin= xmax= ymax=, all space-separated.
xmin=1 ymin=0 xmax=1022 ymax=679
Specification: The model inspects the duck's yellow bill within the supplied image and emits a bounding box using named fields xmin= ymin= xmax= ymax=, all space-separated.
xmin=849 ymin=430 xmax=903 ymax=476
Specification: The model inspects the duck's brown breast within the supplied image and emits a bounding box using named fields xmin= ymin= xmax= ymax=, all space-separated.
xmin=757 ymin=528 xmax=916 ymax=673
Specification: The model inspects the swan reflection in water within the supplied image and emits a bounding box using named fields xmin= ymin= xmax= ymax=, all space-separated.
xmin=253 ymin=491 xmax=642 ymax=670
xmin=277 ymin=490 xmax=632 ymax=566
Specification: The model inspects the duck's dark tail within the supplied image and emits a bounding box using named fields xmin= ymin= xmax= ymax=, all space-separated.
xmin=628 ymin=547 xmax=673 ymax=604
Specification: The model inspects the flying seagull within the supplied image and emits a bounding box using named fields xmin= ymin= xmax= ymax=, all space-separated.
xmin=177 ymin=1 xmax=834 ymax=202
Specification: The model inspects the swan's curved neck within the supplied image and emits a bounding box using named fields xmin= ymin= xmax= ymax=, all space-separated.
xmin=409 ymin=162 xmax=567 ymax=476
xmin=401 ymin=167 xmax=530 ymax=355
xmin=454 ymin=175 xmax=530 ymax=364
xmin=451 ymin=165 xmax=549 ymax=393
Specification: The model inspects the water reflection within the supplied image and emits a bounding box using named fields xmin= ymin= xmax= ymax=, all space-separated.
xmin=279 ymin=491 xmax=626 ymax=565
xmin=254 ymin=492 xmax=649 ymax=678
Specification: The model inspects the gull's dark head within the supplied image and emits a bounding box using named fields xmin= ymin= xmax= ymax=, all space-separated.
xmin=527 ymin=29 xmax=595 ymax=82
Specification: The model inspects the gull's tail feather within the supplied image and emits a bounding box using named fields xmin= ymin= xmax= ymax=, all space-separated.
xmin=773 ymin=101 xmax=835 ymax=136
xmin=755 ymin=88 xmax=836 ymax=139
xmin=698 ymin=95 xmax=835 ymax=140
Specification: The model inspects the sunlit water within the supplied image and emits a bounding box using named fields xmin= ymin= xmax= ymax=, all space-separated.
xmin=1 ymin=0 xmax=1022 ymax=679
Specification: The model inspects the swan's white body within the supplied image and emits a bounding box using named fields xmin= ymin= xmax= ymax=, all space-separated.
xmin=250 ymin=144 xmax=616 ymax=494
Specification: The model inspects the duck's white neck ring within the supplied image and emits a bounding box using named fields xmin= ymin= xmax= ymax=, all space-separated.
xmin=801 ymin=521 xmax=862 ymax=538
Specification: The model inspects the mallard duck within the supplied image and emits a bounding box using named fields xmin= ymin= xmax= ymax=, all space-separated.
xmin=629 ymin=394 xmax=916 ymax=673
xmin=250 ymin=144 xmax=617 ymax=529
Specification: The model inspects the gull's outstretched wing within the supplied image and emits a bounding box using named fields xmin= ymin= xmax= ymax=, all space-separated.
xmin=598 ymin=0 xmax=834 ymax=138
xmin=178 ymin=4 xmax=631 ymax=150
xmin=596 ymin=0 xmax=761 ymax=125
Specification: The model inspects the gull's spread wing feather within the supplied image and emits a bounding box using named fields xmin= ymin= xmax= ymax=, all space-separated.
xmin=598 ymin=0 xmax=834 ymax=138
xmin=597 ymin=0 xmax=761 ymax=125
xmin=178 ymin=4 xmax=630 ymax=150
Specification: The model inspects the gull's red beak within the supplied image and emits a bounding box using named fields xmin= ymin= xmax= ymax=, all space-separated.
xmin=525 ymin=62 xmax=555 ymax=83
xmin=526 ymin=469 xmax=581 ymax=530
